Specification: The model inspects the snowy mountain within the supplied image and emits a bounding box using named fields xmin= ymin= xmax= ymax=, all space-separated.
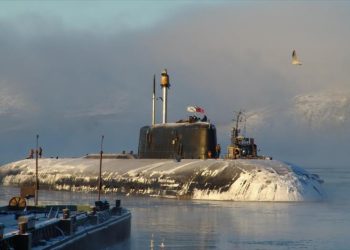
xmin=240 ymin=90 xmax=350 ymax=132
xmin=293 ymin=90 xmax=350 ymax=128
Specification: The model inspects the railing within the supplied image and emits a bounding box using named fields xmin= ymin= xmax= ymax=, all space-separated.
xmin=0 ymin=201 xmax=127 ymax=250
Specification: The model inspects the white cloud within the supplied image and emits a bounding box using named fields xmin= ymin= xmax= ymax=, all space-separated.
xmin=64 ymin=91 xmax=130 ymax=119
xmin=0 ymin=85 xmax=33 ymax=116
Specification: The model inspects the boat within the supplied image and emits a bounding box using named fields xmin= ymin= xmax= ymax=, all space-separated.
xmin=0 ymin=70 xmax=324 ymax=201
xmin=0 ymin=197 xmax=131 ymax=250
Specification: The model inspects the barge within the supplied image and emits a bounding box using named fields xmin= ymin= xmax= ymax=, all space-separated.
xmin=0 ymin=199 xmax=131 ymax=250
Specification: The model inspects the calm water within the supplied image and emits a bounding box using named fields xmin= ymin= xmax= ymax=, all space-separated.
xmin=1 ymin=165 xmax=349 ymax=250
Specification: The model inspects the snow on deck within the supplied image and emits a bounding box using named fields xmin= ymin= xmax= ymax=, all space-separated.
xmin=0 ymin=158 xmax=324 ymax=201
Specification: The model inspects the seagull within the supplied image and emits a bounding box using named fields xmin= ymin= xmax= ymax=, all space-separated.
xmin=292 ymin=50 xmax=302 ymax=65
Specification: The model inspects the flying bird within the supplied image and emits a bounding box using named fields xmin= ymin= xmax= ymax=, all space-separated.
xmin=292 ymin=50 xmax=302 ymax=65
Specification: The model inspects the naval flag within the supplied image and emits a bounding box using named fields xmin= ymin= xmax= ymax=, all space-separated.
xmin=187 ymin=106 xmax=205 ymax=113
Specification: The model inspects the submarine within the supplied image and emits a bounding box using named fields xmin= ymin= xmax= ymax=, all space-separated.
xmin=0 ymin=70 xmax=324 ymax=201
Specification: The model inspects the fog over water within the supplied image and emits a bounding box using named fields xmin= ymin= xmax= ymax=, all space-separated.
xmin=0 ymin=2 xmax=350 ymax=167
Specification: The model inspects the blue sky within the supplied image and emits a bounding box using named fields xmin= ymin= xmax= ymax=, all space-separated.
xmin=0 ymin=1 xmax=350 ymax=166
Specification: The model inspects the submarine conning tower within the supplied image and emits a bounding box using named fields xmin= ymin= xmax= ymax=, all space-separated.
xmin=138 ymin=70 xmax=217 ymax=159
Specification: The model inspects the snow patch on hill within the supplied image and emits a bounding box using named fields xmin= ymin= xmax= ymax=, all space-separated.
xmin=293 ymin=90 xmax=350 ymax=127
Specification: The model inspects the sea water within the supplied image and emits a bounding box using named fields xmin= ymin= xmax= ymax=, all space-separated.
xmin=0 ymin=165 xmax=349 ymax=250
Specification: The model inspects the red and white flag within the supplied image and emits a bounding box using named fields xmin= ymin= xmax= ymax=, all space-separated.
xmin=195 ymin=106 xmax=205 ymax=113
xmin=187 ymin=106 xmax=205 ymax=113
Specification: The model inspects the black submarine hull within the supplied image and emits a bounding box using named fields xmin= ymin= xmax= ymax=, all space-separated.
xmin=0 ymin=158 xmax=324 ymax=201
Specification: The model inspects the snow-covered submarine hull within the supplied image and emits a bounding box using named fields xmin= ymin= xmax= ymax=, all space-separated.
xmin=0 ymin=158 xmax=324 ymax=201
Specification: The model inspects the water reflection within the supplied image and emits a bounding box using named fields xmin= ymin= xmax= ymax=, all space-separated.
xmin=1 ymin=165 xmax=350 ymax=250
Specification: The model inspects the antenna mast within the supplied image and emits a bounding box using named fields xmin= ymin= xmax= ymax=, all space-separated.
xmin=152 ymin=74 xmax=156 ymax=125
xmin=98 ymin=135 xmax=104 ymax=201
xmin=35 ymin=134 xmax=39 ymax=206
xmin=231 ymin=110 xmax=246 ymax=146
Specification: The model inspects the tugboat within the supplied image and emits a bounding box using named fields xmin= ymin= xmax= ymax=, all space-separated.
xmin=0 ymin=69 xmax=324 ymax=202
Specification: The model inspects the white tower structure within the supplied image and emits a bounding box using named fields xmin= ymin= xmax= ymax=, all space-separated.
xmin=160 ymin=69 xmax=170 ymax=124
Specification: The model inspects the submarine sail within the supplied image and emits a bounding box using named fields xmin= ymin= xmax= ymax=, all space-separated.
xmin=138 ymin=122 xmax=216 ymax=159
